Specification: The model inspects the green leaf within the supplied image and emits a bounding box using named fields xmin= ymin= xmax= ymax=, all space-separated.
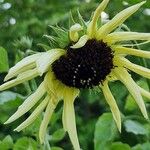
xmin=0 ymin=92 xmax=23 ymax=123
xmin=23 ymin=116 xmax=42 ymax=136
xmin=110 ymin=142 xmax=131 ymax=150
xmin=51 ymin=128 xmax=66 ymax=142
xmin=51 ymin=147 xmax=63 ymax=150
xmin=125 ymin=94 xmax=137 ymax=112
xmin=0 ymin=47 xmax=9 ymax=72
xmin=94 ymin=113 xmax=118 ymax=150
xmin=0 ymin=91 xmax=22 ymax=105
xmin=0 ymin=135 xmax=13 ymax=150
xmin=79 ymin=88 xmax=101 ymax=104
xmin=13 ymin=137 xmax=38 ymax=150
xmin=124 ymin=120 xmax=147 ymax=135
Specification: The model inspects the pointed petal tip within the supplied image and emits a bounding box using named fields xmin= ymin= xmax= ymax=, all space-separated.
xmin=4 ymin=120 xmax=9 ymax=125
xmin=4 ymin=117 xmax=14 ymax=124
xmin=14 ymin=127 xmax=21 ymax=132
xmin=118 ymin=124 xmax=121 ymax=133
xmin=13 ymin=128 xmax=18 ymax=132
xmin=144 ymin=113 xmax=149 ymax=120
xmin=4 ymin=75 xmax=10 ymax=82
xmin=134 ymin=1 xmax=146 ymax=7
xmin=140 ymin=1 xmax=146 ymax=5
xmin=39 ymin=138 xmax=44 ymax=145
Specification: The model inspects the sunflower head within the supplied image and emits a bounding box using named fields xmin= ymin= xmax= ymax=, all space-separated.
xmin=0 ymin=0 xmax=150 ymax=150
xmin=52 ymin=39 xmax=114 ymax=88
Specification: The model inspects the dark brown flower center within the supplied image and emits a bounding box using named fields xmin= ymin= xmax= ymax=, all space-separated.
xmin=52 ymin=39 xmax=114 ymax=88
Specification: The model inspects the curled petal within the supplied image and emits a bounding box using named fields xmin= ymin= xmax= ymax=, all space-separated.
xmin=104 ymin=32 xmax=150 ymax=44
xmin=96 ymin=1 xmax=146 ymax=40
xmin=114 ymin=46 xmax=150 ymax=59
xmin=14 ymin=95 xmax=49 ymax=132
xmin=69 ymin=23 xmax=83 ymax=42
xmin=70 ymin=35 xmax=89 ymax=49
xmin=113 ymin=67 xmax=148 ymax=119
xmin=0 ymin=68 xmax=39 ymax=91
xmin=39 ymin=98 xmax=58 ymax=144
xmin=5 ymin=53 xmax=41 ymax=81
xmin=36 ymin=49 xmax=65 ymax=76
xmin=101 ymin=81 xmax=121 ymax=132
xmin=5 ymin=82 xmax=46 ymax=124
xmin=87 ymin=0 xmax=109 ymax=38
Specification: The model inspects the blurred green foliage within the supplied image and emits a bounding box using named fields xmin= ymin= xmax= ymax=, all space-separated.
xmin=0 ymin=0 xmax=150 ymax=150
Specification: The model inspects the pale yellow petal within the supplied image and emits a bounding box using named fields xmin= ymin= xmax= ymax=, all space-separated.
xmin=122 ymin=40 xmax=150 ymax=47
xmin=139 ymin=86 xmax=150 ymax=100
xmin=101 ymin=81 xmax=121 ymax=132
xmin=5 ymin=53 xmax=41 ymax=81
xmin=113 ymin=67 xmax=148 ymax=119
xmin=96 ymin=1 xmax=146 ymax=40
xmin=62 ymin=102 xmax=67 ymax=131
xmin=115 ymin=56 xmax=150 ymax=79
xmin=87 ymin=0 xmax=109 ymax=38
xmin=14 ymin=95 xmax=49 ymax=132
xmin=114 ymin=46 xmax=150 ymax=58
xmin=104 ymin=32 xmax=150 ymax=44
xmin=44 ymin=71 xmax=65 ymax=99
xmin=39 ymin=98 xmax=58 ymax=144
xmin=0 ymin=68 xmax=38 ymax=91
xmin=63 ymin=88 xmax=80 ymax=150
xmin=4 ymin=82 xmax=46 ymax=124
xmin=69 ymin=23 xmax=83 ymax=42
xmin=36 ymin=49 xmax=65 ymax=76
xmin=70 ymin=35 xmax=88 ymax=49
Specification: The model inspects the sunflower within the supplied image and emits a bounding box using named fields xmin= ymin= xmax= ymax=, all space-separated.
xmin=0 ymin=0 xmax=150 ymax=149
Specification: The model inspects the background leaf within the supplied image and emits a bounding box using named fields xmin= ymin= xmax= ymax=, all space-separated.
xmin=124 ymin=120 xmax=147 ymax=135
xmin=94 ymin=113 xmax=118 ymax=150
xmin=0 ymin=47 xmax=9 ymax=73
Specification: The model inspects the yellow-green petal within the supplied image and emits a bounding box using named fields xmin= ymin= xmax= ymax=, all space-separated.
xmin=63 ymin=88 xmax=80 ymax=150
xmin=39 ymin=98 xmax=58 ymax=144
xmin=4 ymin=82 xmax=46 ymax=124
xmin=114 ymin=67 xmax=148 ymax=119
xmin=101 ymin=81 xmax=121 ymax=132
xmin=104 ymin=32 xmax=150 ymax=44
xmin=96 ymin=1 xmax=146 ymax=40
xmin=71 ymin=35 xmax=88 ymax=49
xmin=139 ymin=86 xmax=150 ymax=101
xmin=87 ymin=0 xmax=109 ymax=38
xmin=114 ymin=46 xmax=150 ymax=58
xmin=0 ymin=68 xmax=38 ymax=91
xmin=115 ymin=57 xmax=150 ymax=79
xmin=69 ymin=23 xmax=83 ymax=42
xmin=4 ymin=53 xmax=41 ymax=81
xmin=36 ymin=49 xmax=65 ymax=76
xmin=14 ymin=95 xmax=49 ymax=132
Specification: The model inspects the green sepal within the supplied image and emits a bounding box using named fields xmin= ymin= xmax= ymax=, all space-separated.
xmin=37 ymin=43 xmax=52 ymax=51
xmin=69 ymin=11 xmax=76 ymax=28
xmin=13 ymin=36 xmax=33 ymax=52
xmin=77 ymin=10 xmax=87 ymax=34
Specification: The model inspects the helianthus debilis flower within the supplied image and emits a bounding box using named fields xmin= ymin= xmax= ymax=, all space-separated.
xmin=0 ymin=0 xmax=150 ymax=149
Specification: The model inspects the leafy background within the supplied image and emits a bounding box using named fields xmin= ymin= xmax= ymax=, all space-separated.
xmin=0 ymin=0 xmax=150 ymax=149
